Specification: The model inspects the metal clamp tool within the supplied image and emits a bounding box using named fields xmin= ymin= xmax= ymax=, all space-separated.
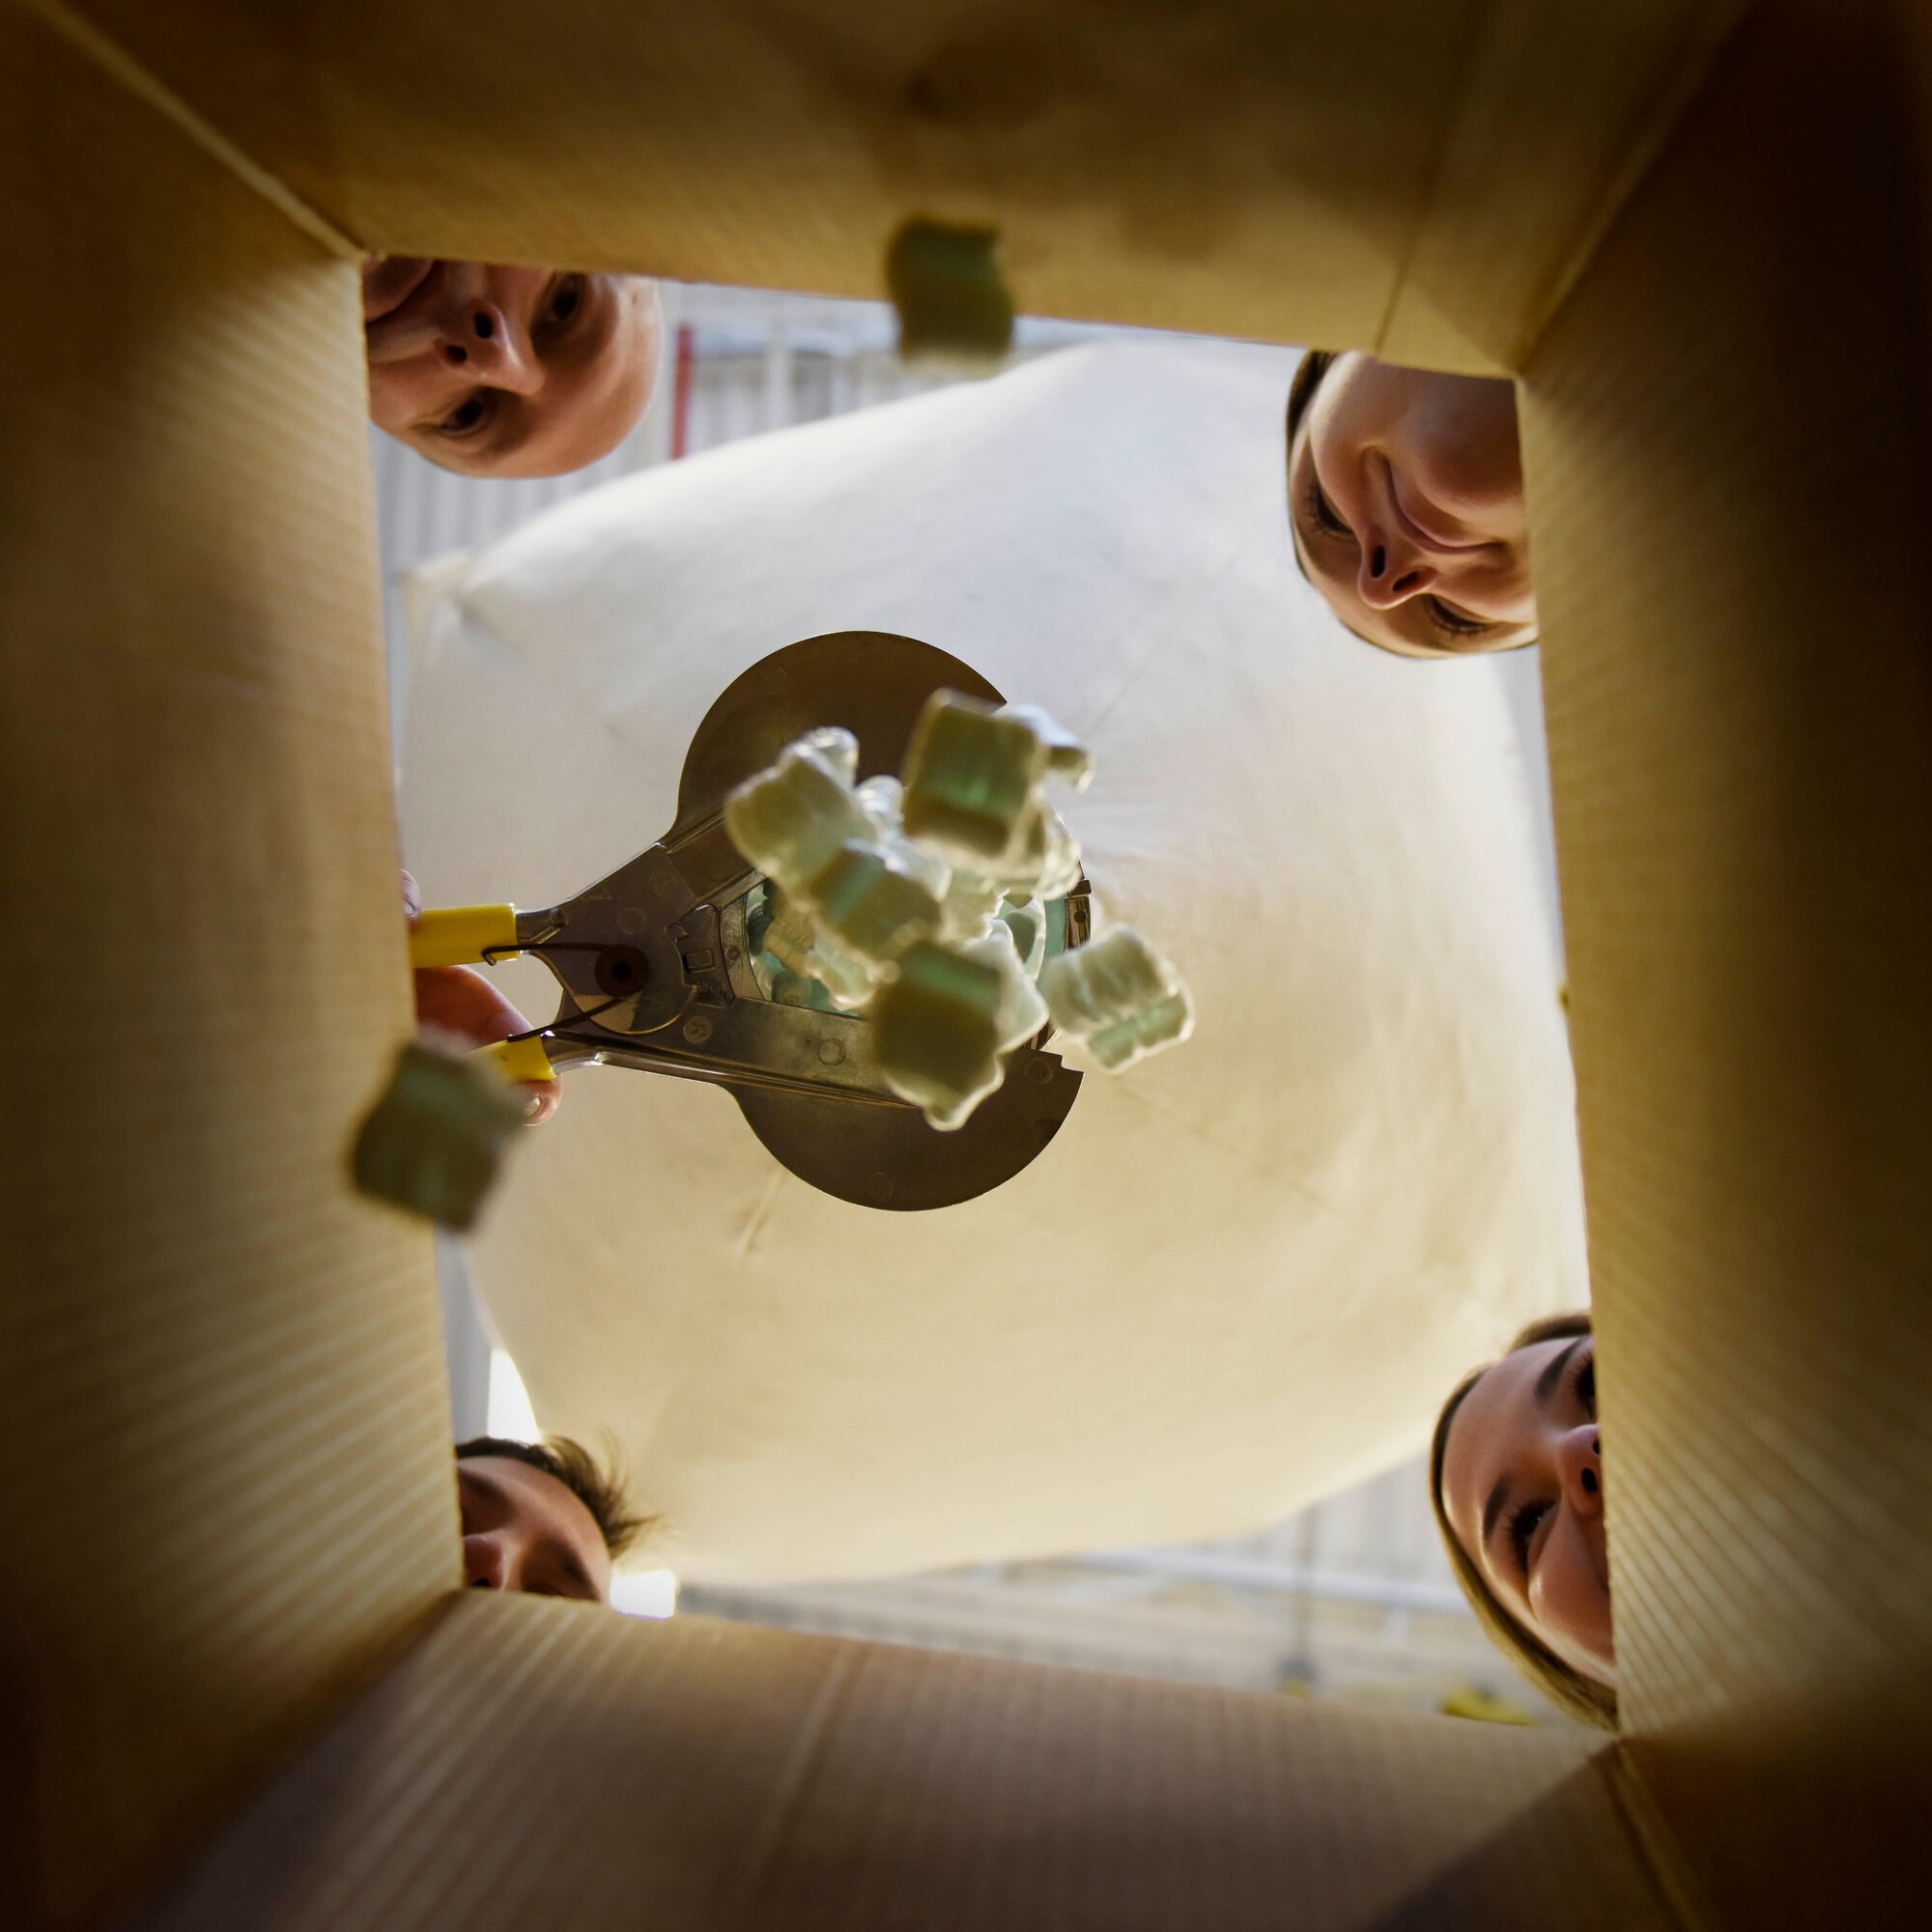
xmin=410 ymin=633 xmax=1084 ymax=1210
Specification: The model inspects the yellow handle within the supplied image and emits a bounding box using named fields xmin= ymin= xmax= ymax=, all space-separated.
xmin=411 ymin=904 xmax=519 ymax=969
xmin=480 ymin=1035 xmax=556 ymax=1084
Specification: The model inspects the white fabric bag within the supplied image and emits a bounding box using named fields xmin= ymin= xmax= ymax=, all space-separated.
xmin=399 ymin=340 xmax=1585 ymax=1583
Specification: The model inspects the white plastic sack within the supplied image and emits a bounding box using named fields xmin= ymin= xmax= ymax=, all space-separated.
xmin=399 ymin=340 xmax=1586 ymax=1584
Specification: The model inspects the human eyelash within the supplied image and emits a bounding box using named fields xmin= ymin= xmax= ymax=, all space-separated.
xmin=1306 ymin=475 xmax=1350 ymax=540
xmin=1423 ymin=595 xmax=1495 ymax=642
xmin=440 ymin=393 xmax=490 ymax=437
xmin=1577 ymin=1352 xmax=1596 ymax=1418
xmin=1505 ymin=1496 xmax=1551 ymax=1574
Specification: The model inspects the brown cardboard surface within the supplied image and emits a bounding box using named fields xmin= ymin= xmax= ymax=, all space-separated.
xmin=137 ymin=1597 xmax=1672 ymax=1932
xmin=1521 ymin=0 xmax=1932 ymax=1922
xmin=54 ymin=0 xmax=1738 ymax=372
xmin=0 ymin=8 xmax=455 ymax=1925
xmin=1375 ymin=0 xmax=1750 ymax=371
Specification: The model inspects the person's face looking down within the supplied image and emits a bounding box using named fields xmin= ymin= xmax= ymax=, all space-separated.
xmin=363 ymin=260 xmax=662 ymax=479
xmin=457 ymin=1455 xmax=613 ymax=1603
xmin=1440 ymin=1333 xmax=1613 ymax=1686
xmin=1288 ymin=353 xmax=1539 ymax=658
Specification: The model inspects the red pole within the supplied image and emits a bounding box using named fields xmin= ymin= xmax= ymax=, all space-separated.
xmin=669 ymin=323 xmax=696 ymax=461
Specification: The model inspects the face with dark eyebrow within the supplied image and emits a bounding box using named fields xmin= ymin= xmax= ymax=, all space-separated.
xmin=364 ymin=261 xmax=662 ymax=479
xmin=1440 ymin=1333 xmax=1613 ymax=1684
xmin=456 ymin=1456 xmax=613 ymax=1604
xmin=1287 ymin=353 xmax=1538 ymax=659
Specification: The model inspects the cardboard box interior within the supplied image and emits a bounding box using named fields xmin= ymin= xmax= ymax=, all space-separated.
xmin=5 ymin=0 xmax=1928 ymax=1925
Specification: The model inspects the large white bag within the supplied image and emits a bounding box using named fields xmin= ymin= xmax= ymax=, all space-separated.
xmin=399 ymin=340 xmax=1585 ymax=1583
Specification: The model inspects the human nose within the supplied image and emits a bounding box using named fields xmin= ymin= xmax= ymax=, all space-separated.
xmin=463 ymin=1534 xmax=512 ymax=1590
xmin=1354 ymin=526 xmax=1437 ymax=611
xmin=432 ymin=301 xmax=542 ymax=394
xmin=1555 ymin=1426 xmax=1605 ymax=1518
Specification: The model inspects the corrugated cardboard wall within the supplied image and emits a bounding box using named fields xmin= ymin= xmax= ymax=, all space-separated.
xmin=53 ymin=0 xmax=1742 ymax=373
xmin=1521 ymin=1 xmax=1932 ymax=1923
xmin=0 ymin=10 xmax=458 ymax=1925
xmin=138 ymin=1595 xmax=1669 ymax=1932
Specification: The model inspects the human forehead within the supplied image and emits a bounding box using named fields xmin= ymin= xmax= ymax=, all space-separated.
xmin=1441 ymin=1339 xmax=1576 ymax=1546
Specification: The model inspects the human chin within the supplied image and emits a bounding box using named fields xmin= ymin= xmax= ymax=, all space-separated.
xmin=1565 ymin=1627 xmax=1617 ymax=1685
xmin=1537 ymin=1565 xmax=1616 ymax=1679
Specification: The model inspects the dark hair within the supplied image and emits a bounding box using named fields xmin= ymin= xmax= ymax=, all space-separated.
xmin=1429 ymin=1311 xmax=1619 ymax=1731
xmin=1283 ymin=352 xmax=1339 ymax=601
xmin=456 ymin=1435 xmax=654 ymax=1563
xmin=1285 ymin=349 xmax=1338 ymax=455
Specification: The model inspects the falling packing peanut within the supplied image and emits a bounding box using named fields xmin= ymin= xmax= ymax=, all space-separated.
xmin=351 ymin=1037 xmax=529 ymax=1230
xmin=723 ymin=728 xmax=872 ymax=894
xmin=810 ymin=841 xmax=946 ymax=970
xmin=871 ymin=940 xmax=1009 ymax=1131
xmin=724 ymin=690 xmax=1192 ymax=1129
xmin=899 ymin=695 xmax=1050 ymax=875
xmin=1039 ymin=927 xmax=1194 ymax=1073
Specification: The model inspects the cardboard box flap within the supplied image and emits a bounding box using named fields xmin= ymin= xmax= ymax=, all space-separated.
xmin=0 ymin=10 xmax=455 ymax=1925
xmin=1523 ymin=0 xmax=1932 ymax=1922
xmin=137 ymin=1600 xmax=1675 ymax=1932
xmin=57 ymin=0 xmax=1741 ymax=370
xmin=1377 ymin=0 xmax=1751 ymax=370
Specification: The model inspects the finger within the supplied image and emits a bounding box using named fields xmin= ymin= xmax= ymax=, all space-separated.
xmin=413 ymin=965 xmax=563 ymax=1124
xmin=401 ymin=869 xmax=422 ymax=924
xmin=413 ymin=964 xmax=532 ymax=1044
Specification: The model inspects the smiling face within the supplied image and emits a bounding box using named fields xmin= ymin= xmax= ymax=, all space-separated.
xmin=456 ymin=1455 xmax=613 ymax=1603
xmin=1287 ymin=353 xmax=1538 ymax=658
xmin=363 ymin=260 xmax=662 ymax=478
xmin=1439 ymin=1332 xmax=1614 ymax=1686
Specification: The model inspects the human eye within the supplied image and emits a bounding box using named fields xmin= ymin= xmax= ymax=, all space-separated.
xmin=439 ymin=392 xmax=491 ymax=438
xmin=544 ymin=273 xmax=585 ymax=332
xmin=1576 ymin=1350 xmax=1597 ymax=1418
xmin=1306 ymin=473 xmax=1351 ymax=540
xmin=1506 ymin=1496 xmax=1552 ymax=1575
xmin=1422 ymin=595 xmax=1498 ymax=643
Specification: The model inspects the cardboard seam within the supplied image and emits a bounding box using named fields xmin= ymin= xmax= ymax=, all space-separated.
xmin=711 ymin=1640 xmax=865 ymax=1928
xmin=17 ymin=0 xmax=362 ymax=261
xmin=1506 ymin=0 xmax=1761 ymax=370
xmin=1371 ymin=4 xmax=1495 ymax=363
xmin=115 ymin=1589 xmax=469 ymax=1931
xmin=1598 ymin=1742 xmax=1720 ymax=1932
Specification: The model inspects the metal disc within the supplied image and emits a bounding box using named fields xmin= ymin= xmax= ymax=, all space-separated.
xmin=672 ymin=631 xmax=1002 ymax=837
xmin=735 ymin=1047 xmax=1083 ymax=1211
xmin=675 ymin=632 xmax=1083 ymax=1209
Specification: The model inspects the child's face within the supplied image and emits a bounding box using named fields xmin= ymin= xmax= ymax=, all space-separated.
xmin=1441 ymin=1332 xmax=1615 ymax=1685
xmin=364 ymin=260 xmax=661 ymax=479
xmin=1288 ymin=354 xmax=1538 ymax=658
